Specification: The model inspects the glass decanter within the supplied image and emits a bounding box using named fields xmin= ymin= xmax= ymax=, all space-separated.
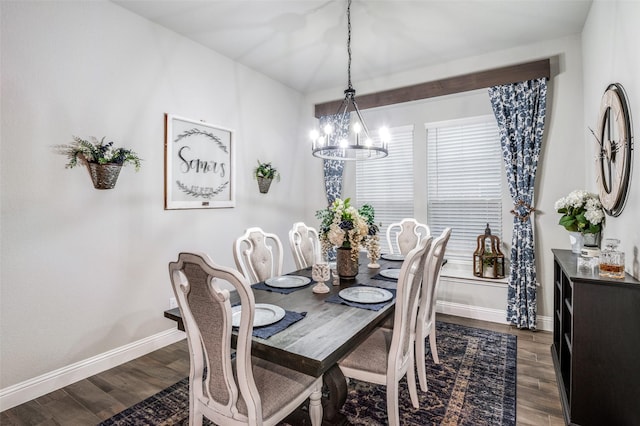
xmin=599 ymin=239 xmax=625 ymax=279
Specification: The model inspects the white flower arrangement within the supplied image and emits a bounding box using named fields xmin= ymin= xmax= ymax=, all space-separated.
xmin=554 ymin=190 xmax=605 ymax=234
xmin=316 ymin=198 xmax=378 ymax=260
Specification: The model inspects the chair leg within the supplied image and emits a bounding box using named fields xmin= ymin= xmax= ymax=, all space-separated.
xmin=429 ymin=330 xmax=440 ymax=364
xmin=189 ymin=395 xmax=200 ymax=426
xmin=308 ymin=386 xmax=323 ymax=426
xmin=416 ymin=334 xmax=428 ymax=392
xmin=190 ymin=404 xmax=203 ymax=426
xmin=386 ymin=381 xmax=400 ymax=426
xmin=407 ymin=355 xmax=420 ymax=409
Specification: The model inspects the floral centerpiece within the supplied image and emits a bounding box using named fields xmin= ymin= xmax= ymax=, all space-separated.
xmin=315 ymin=198 xmax=378 ymax=261
xmin=554 ymin=190 xmax=605 ymax=234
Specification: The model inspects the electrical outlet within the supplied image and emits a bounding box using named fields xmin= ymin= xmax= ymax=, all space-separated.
xmin=169 ymin=297 xmax=178 ymax=309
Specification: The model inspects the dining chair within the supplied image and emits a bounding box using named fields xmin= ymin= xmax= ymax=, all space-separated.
xmin=169 ymin=252 xmax=323 ymax=426
xmin=338 ymin=236 xmax=433 ymax=426
xmin=288 ymin=222 xmax=320 ymax=269
xmin=385 ymin=218 xmax=430 ymax=256
xmin=233 ymin=227 xmax=283 ymax=284
xmin=415 ymin=227 xmax=452 ymax=392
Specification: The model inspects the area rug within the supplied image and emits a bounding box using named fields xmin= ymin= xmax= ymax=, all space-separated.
xmin=100 ymin=321 xmax=516 ymax=425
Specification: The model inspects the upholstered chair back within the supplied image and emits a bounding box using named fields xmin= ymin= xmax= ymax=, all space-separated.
xmin=233 ymin=227 xmax=283 ymax=283
xmin=386 ymin=218 xmax=430 ymax=255
xmin=289 ymin=222 xmax=321 ymax=269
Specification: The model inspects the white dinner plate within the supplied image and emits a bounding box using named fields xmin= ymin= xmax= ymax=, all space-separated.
xmin=381 ymin=253 xmax=405 ymax=261
xmin=265 ymin=275 xmax=311 ymax=288
xmin=231 ymin=303 xmax=286 ymax=328
xmin=339 ymin=287 xmax=394 ymax=304
xmin=380 ymin=268 xmax=401 ymax=279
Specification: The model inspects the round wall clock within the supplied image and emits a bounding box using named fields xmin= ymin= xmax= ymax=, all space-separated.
xmin=594 ymin=83 xmax=634 ymax=217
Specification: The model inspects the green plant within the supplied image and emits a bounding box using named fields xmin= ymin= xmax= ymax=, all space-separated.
xmin=482 ymin=251 xmax=496 ymax=267
xmin=59 ymin=136 xmax=142 ymax=171
xmin=254 ymin=160 xmax=280 ymax=181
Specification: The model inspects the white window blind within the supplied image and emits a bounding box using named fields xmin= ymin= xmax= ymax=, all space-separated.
xmin=356 ymin=125 xmax=414 ymax=253
xmin=426 ymin=116 xmax=502 ymax=262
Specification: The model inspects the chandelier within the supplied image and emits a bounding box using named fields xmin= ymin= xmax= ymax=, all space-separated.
xmin=310 ymin=0 xmax=389 ymax=161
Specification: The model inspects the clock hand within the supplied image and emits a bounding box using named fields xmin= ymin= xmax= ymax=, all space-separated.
xmin=588 ymin=127 xmax=603 ymax=146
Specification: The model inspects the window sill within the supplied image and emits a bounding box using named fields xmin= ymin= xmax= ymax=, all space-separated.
xmin=440 ymin=260 xmax=508 ymax=286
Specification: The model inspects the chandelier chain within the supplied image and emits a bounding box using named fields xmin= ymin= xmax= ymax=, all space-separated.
xmin=347 ymin=0 xmax=352 ymax=90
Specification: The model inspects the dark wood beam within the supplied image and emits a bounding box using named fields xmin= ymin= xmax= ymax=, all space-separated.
xmin=314 ymin=58 xmax=550 ymax=118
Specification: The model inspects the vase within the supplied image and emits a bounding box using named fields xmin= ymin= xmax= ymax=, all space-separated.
xmin=89 ymin=163 xmax=122 ymax=189
xmin=568 ymin=232 xmax=582 ymax=254
xmin=257 ymin=177 xmax=272 ymax=193
xmin=336 ymin=247 xmax=358 ymax=279
xmin=582 ymin=232 xmax=601 ymax=248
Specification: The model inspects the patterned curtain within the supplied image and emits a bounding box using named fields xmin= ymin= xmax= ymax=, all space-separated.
xmin=488 ymin=78 xmax=547 ymax=330
xmin=319 ymin=114 xmax=348 ymax=205
xmin=318 ymin=114 xmax=348 ymax=261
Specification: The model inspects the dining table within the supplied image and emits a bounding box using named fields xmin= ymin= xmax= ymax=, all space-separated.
xmin=164 ymin=252 xmax=404 ymax=425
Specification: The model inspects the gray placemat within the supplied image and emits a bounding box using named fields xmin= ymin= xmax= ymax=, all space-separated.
xmin=372 ymin=272 xmax=398 ymax=282
xmin=324 ymin=286 xmax=396 ymax=311
xmin=233 ymin=309 xmax=307 ymax=339
xmin=251 ymin=280 xmax=313 ymax=294
xmin=252 ymin=310 xmax=307 ymax=339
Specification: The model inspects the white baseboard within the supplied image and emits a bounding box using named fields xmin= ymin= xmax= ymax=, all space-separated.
xmin=436 ymin=300 xmax=553 ymax=332
xmin=0 ymin=328 xmax=185 ymax=412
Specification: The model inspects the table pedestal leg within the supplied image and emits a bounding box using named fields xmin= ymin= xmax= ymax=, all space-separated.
xmin=282 ymin=364 xmax=348 ymax=425
xmin=321 ymin=364 xmax=348 ymax=426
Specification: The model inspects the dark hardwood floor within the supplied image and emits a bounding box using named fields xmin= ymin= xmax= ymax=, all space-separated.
xmin=1 ymin=314 xmax=564 ymax=425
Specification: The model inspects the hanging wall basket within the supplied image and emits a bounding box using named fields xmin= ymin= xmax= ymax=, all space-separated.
xmin=89 ymin=163 xmax=122 ymax=190
xmin=257 ymin=177 xmax=273 ymax=194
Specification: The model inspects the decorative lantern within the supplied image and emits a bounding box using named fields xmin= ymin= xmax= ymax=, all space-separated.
xmin=473 ymin=224 xmax=505 ymax=279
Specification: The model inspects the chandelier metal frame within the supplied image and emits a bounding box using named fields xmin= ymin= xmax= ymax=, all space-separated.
xmin=311 ymin=0 xmax=389 ymax=161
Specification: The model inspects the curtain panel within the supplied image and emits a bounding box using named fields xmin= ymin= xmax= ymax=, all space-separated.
xmin=319 ymin=114 xmax=348 ymax=205
xmin=319 ymin=114 xmax=348 ymax=261
xmin=489 ymin=78 xmax=547 ymax=330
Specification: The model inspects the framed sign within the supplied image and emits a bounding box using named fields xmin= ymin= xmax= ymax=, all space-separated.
xmin=165 ymin=114 xmax=235 ymax=209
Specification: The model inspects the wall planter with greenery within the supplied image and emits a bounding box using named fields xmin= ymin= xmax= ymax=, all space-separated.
xmin=58 ymin=136 xmax=142 ymax=189
xmin=254 ymin=160 xmax=280 ymax=194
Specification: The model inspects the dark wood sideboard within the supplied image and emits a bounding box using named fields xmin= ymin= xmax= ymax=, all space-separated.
xmin=552 ymin=249 xmax=640 ymax=426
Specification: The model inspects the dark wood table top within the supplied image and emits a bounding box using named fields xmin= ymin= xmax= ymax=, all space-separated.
xmin=164 ymin=253 xmax=402 ymax=377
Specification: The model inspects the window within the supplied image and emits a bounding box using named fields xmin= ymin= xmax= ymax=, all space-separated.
xmin=426 ymin=116 xmax=502 ymax=262
xmin=356 ymin=125 xmax=414 ymax=253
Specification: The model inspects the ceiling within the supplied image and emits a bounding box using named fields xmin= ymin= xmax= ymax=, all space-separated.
xmin=112 ymin=0 xmax=592 ymax=94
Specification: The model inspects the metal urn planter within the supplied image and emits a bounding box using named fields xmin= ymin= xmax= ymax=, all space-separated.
xmin=336 ymin=247 xmax=359 ymax=279
xmin=89 ymin=163 xmax=122 ymax=190
xmin=257 ymin=177 xmax=273 ymax=194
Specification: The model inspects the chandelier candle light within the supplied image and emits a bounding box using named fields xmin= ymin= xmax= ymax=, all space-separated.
xmin=309 ymin=0 xmax=390 ymax=161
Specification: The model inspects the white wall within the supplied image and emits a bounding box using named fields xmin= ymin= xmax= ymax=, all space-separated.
xmin=308 ymin=34 xmax=588 ymax=325
xmin=0 ymin=0 xmax=325 ymax=393
xmin=582 ymin=0 xmax=640 ymax=278
xmin=3 ymin=0 xmax=638 ymax=410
